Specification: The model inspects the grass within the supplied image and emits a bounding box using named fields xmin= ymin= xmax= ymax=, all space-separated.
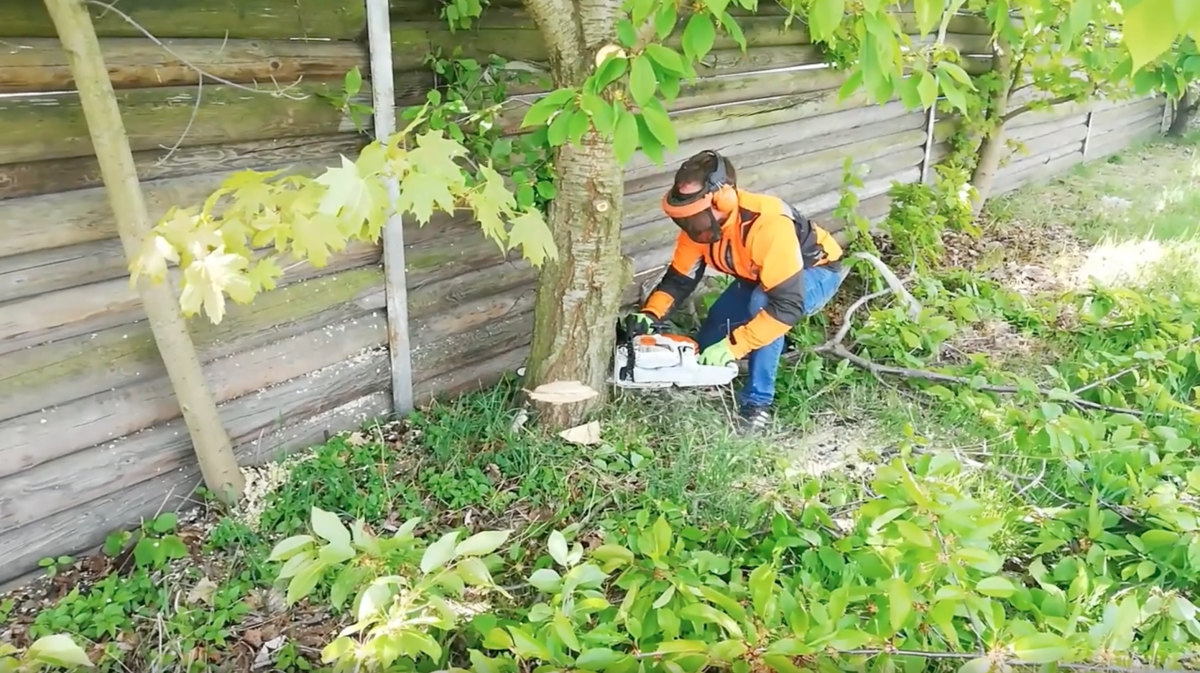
xmin=5 ymin=133 xmax=1200 ymax=672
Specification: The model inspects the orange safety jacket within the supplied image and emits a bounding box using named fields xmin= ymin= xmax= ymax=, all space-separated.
xmin=642 ymin=189 xmax=843 ymax=359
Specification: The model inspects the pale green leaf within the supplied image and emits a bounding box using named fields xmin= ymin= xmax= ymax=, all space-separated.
xmin=913 ymin=0 xmax=941 ymax=38
xmin=508 ymin=210 xmax=557 ymax=266
xmin=678 ymin=603 xmax=744 ymax=638
xmin=718 ymin=11 xmax=748 ymax=52
xmin=1010 ymin=633 xmax=1072 ymax=664
xmin=25 ymin=634 xmax=93 ymax=668
xmin=935 ymin=61 xmax=975 ymax=89
xmin=310 ymin=507 xmax=352 ymax=550
xmin=575 ymin=648 xmax=625 ymax=670
xmin=957 ymin=657 xmax=993 ymax=673
xmin=917 ymin=70 xmax=938 ymax=109
xmin=809 ymin=0 xmax=845 ymax=42
xmin=1124 ymin=0 xmax=1179 ymax=72
xmin=456 ymin=529 xmax=512 ymax=557
xmin=420 ymin=531 xmax=462 ymax=574
xmin=268 ymin=535 xmax=315 ymax=562
xmin=975 ymin=576 xmax=1016 ymax=598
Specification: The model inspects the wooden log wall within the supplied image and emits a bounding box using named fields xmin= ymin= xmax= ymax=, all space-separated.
xmin=0 ymin=0 xmax=1167 ymax=586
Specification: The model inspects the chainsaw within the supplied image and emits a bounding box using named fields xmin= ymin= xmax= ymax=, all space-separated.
xmin=610 ymin=314 xmax=739 ymax=390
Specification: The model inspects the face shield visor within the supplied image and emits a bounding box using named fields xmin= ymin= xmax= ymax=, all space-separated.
xmin=661 ymin=187 xmax=723 ymax=244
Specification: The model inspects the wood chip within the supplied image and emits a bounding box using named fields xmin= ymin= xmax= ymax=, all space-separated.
xmin=526 ymin=381 xmax=600 ymax=405
xmin=558 ymin=421 xmax=602 ymax=446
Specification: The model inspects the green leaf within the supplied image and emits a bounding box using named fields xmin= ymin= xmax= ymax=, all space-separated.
xmin=575 ymin=648 xmax=624 ymax=670
xmin=629 ymin=55 xmax=658 ymax=107
xmin=917 ymin=70 xmax=938 ymax=109
xmin=1010 ymin=633 xmax=1072 ymax=663
xmin=935 ymin=61 xmax=975 ymax=89
xmin=678 ymin=603 xmax=744 ymax=638
xmin=885 ymin=577 xmax=912 ymax=632
xmin=581 ymin=93 xmax=617 ymax=135
xmin=651 ymin=515 xmax=673 ymax=557
xmin=1124 ymin=0 xmax=1178 ymax=72
xmin=547 ymin=108 xmax=575 ymax=146
xmin=420 ymin=531 xmax=462 ymax=574
xmin=528 ymin=567 xmax=562 ymax=592
xmin=613 ymin=107 xmax=639 ymax=164
xmin=286 ymin=559 xmax=325 ymax=605
xmin=719 ymin=11 xmax=748 ymax=52
xmin=808 ymin=0 xmax=845 ymax=42
xmin=508 ymin=625 xmax=553 ymax=660
xmin=837 ymin=67 xmax=864 ymax=101
xmin=536 ymin=181 xmax=558 ymax=200
xmin=828 ymin=629 xmax=871 ymax=650
xmin=655 ymin=1 xmax=678 ymax=39
xmin=616 ymin=18 xmax=637 ymax=47
xmin=913 ymin=0 xmax=941 ymax=37
xmin=456 ymin=529 xmax=511 ymax=557
xmin=939 ymin=76 xmax=969 ymax=114
xmin=343 ymin=66 xmax=363 ymax=97
xmin=681 ymin=13 xmax=717 ymax=61
xmin=644 ymin=44 xmax=686 ymax=75
xmin=595 ymin=56 xmax=629 ymax=90
xmin=640 ymin=102 xmax=678 ymax=150
xmin=975 ymin=576 xmax=1016 ymax=598
xmin=521 ymin=88 xmax=577 ymax=128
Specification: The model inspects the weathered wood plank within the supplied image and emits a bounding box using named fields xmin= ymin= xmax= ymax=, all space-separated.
xmin=0 ymin=352 xmax=391 ymax=586
xmin=0 ymin=238 xmax=126 ymax=303
xmin=1003 ymin=124 xmax=1088 ymax=165
xmin=0 ymin=0 xmax=368 ymax=40
xmin=1091 ymin=105 xmax=1163 ymax=135
xmin=0 ymin=80 xmax=357 ymax=166
xmin=0 ymin=133 xmax=364 ymax=201
xmin=1007 ymin=114 xmax=1088 ymax=144
xmin=1087 ymin=118 xmax=1163 ymax=160
xmin=0 ymin=263 xmax=385 ymax=425
xmin=0 ymin=240 xmax=380 ymax=357
xmin=0 ymin=38 xmax=369 ymax=94
xmin=0 ymin=158 xmax=354 ymax=259
xmin=0 ymin=314 xmax=388 ymax=530
xmin=995 ymin=150 xmax=1085 ymax=196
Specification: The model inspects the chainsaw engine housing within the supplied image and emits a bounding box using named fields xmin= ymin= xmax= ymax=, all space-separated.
xmin=611 ymin=328 xmax=739 ymax=389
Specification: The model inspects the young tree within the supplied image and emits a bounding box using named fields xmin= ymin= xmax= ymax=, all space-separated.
xmin=951 ymin=0 xmax=1127 ymax=214
xmin=1129 ymin=36 xmax=1200 ymax=137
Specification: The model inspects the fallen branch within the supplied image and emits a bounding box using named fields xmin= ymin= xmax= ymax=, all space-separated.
xmin=804 ymin=259 xmax=1185 ymax=418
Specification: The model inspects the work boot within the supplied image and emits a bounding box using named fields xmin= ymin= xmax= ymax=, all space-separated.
xmin=738 ymin=404 xmax=772 ymax=433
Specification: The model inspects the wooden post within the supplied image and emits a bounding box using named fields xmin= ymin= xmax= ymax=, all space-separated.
xmin=1081 ymin=109 xmax=1094 ymax=160
xmin=365 ymin=0 xmax=415 ymax=415
xmin=1161 ymin=94 xmax=1172 ymax=135
xmin=919 ymin=102 xmax=938 ymax=184
xmin=41 ymin=0 xmax=245 ymax=502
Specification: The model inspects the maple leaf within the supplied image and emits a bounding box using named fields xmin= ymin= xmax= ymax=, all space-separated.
xmin=506 ymin=210 xmax=557 ymax=267
xmin=291 ymin=211 xmax=344 ymax=268
xmin=179 ymin=246 xmax=253 ymax=324
xmin=466 ymin=191 xmax=509 ymax=250
xmin=314 ymin=155 xmax=374 ymax=223
xmin=247 ymin=257 xmax=284 ymax=294
xmin=396 ymin=171 xmax=458 ymax=225
xmin=129 ymin=234 xmax=178 ymax=285
xmin=248 ymin=208 xmax=291 ymax=252
xmin=406 ymin=130 xmax=468 ymax=189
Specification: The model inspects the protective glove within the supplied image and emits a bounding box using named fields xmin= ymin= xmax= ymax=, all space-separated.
xmin=698 ymin=338 xmax=736 ymax=366
xmin=626 ymin=311 xmax=658 ymax=335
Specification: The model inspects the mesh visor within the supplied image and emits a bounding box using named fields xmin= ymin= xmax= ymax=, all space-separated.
xmin=661 ymin=189 xmax=721 ymax=243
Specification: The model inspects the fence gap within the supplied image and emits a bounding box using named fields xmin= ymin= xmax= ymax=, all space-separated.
xmin=365 ymin=0 xmax=416 ymax=415
xmin=1081 ymin=109 xmax=1095 ymax=160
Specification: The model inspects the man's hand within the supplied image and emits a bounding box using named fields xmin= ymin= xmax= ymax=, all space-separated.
xmin=698 ymin=339 xmax=736 ymax=366
xmin=626 ymin=311 xmax=658 ymax=335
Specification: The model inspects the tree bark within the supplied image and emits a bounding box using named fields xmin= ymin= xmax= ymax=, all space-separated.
xmin=969 ymin=39 xmax=1016 ymax=217
xmin=42 ymin=0 xmax=245 ymax=502
xmin=522 ymin=0 xmax=629 ymax=429
xmin=1168 ymin=88 xmax=1196 ymax=137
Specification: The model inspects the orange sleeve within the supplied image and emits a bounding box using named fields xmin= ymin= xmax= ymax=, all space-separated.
xmin=728 ymin=216 xmax=804 ymax=358
xmin=643 ymin=231 xmax=707 ymax=320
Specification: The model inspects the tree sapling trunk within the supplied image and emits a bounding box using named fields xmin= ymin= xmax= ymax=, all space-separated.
xmin=1168 ymin=88 xmax=1197 ymax=137
xmin=521 ymin=0 xmax=630 ymax=429
xmin=970 ymin=40 xmax=1015 ymax=216
xmin=42 ymin=0 xmax=245 ymax=502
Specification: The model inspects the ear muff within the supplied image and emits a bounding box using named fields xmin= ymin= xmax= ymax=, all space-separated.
xmin=703 ymin=150 xmax=738 ymax=213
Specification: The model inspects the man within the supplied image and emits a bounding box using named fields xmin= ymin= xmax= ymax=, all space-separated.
xmin=630 ymin=149 xmax=850 ymax=429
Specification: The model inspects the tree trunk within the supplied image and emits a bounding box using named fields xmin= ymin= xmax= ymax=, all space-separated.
xmin=970 ymin=40 xmax=1016 ymax=217
xmin=521 ymin=0 xmax=629 ymax=429
xmin=1168 ymin=88 xmax=1196 ymax=137
xmin=42 ymin=0 xmax=245 ymax=503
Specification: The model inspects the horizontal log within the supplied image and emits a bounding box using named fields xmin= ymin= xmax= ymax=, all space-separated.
xmin=997 ymin=138 xmax=1083 ymax=180
xmin=0 ymin=240 xmax=380 ymax=357
xmin=626 ymin=99 xmax=921 ymax=183
xmin=0 ymin=37 xmax=368 ymax=93
xmin=0 ymin=133 xmax=364 ymax=202
xmin=0 ymin=0 xmax=368 ymax=40
xmin=1002 ymin=124 xmax=1088 ymax=166
xmin=0 ymin=79 xmax=357 ymax=166
xmin=994 ymin=150 xmax=1084 ymax=196
xmin=1087 ymin=119 xmax=1163 ymax=160
xmin=0 ymin=262 xmax=385 ymax=426
xmin=1091 ymin=106 xmax=1163 ymax=135
xmin=1007 ymin=114 xmax=1088 ymax=144
xmin=0 ymin=313 xmax=389 ymax=529
xmin=0 ymin=351 xmax=391 ymax=586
